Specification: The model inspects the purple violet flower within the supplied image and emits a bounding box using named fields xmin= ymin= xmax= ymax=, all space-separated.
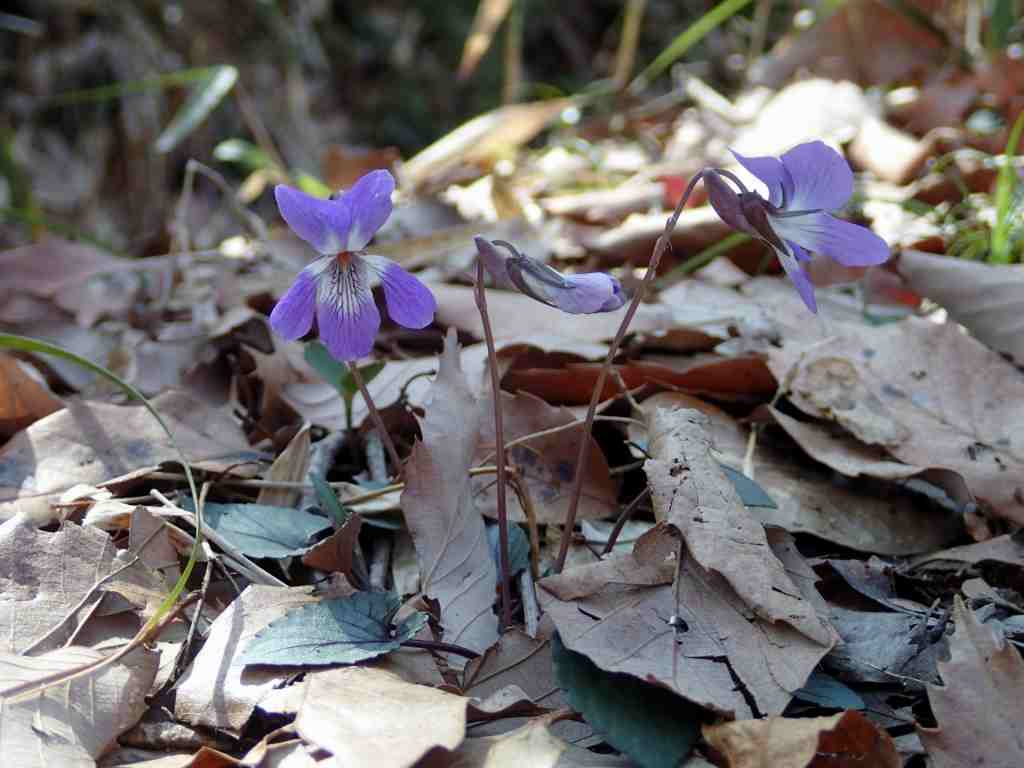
xmin=269 ymin=170 xmax=436 ymax=360
xmin=474 ymin=237 xmax=626 ymax=314
xmin=703 ymin=140 xmax=890 ymax=312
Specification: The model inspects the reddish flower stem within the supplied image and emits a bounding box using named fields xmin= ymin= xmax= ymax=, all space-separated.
xmin=553 ymin=173 xmax=704 ymax=574
xmin=473 ymin=260 xmax=513 ymax=631
xmin=349 ymin=362 xmax=404 ymax=481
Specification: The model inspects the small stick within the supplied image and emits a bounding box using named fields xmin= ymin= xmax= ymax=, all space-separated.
xmin=600 ymin=486 xmax=652 ymax=556
xmin=349 ymin=361 xmax=404 ymax=480
xmin=474 ymin=259 xmax=513 ymax=631
xmin=554 ymin=173 xmax=705 ymax=573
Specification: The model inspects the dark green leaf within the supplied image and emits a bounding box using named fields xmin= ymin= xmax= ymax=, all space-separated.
xmin=552 ymin=633 xmax=701 ymax=768
xmin=719 ymin=463 xmax=777 ymax=508
xmin=183 ymin=500 xmax=330 ymax=558
xmin=793 ymin=671 xmax=865 ymax=710
xmin=312 ymin=473 xmax=350 ymax=527
xmin=241 ymin=591 xmax=428 ymax=666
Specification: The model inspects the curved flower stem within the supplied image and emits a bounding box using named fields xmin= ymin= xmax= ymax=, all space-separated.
xmin=553 ymin=172 xmax=705 ymax=574
xmin=473 ymin=259 xmax=513 ymax=631
xmin=349 ymin=362 xmax=404 ymax=481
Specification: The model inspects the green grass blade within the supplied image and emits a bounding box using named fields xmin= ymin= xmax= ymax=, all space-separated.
xmin=631 ymin=0 xmax=754 ymax=90
xmin=654 ymin=232 xmax=751 ymax=288
xmin=155 ymin=65 xmax=239 ymax=153
xmin=0 ymin=334 xmax=201 ymax=634
xmin=990 ymin=110 xmax=1024 ymax=264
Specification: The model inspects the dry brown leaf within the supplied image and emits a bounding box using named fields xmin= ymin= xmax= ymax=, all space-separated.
xmin=646 ymin=408 xmax=834 ymax=645
xmin=472 ymin=391 xmax=617 ymax=525
xmin=0 ymin=518 xmax=118 ymax=653
xmin=769 ymin=317 xmax=1024 ymax=523
xmin=294 ymin=666 xmax=467 ymax=768
xmin=539 ymin=534 xmax=832 ymax=717
xmin=908 ymin=534 xmax=1024 ymax=570
xmin=0 ymin=644 xmax=158 ymax=767
xmin=848 ymin=115 xmax=933 ymax=185
xmin=918 ymin=596 xmax=1024 ymax=768
xmin=0 ymin=391 xmax=256 ymax=522
xmin=301 ymin=513 xmax=364 ymax=582
xmin=401 ymin=330 xmax=499 ymax=665
xmin=174 ymin=585 xmax=326 ymax=733
xmin=703 ymin=710 xmax=900 ymax=768
xmin=898 ymin=250 xmax=1024 ymax=363
xmin=0 ymin=354 xmax=62 ymax=441
xmin=256 ymin=424 xmax=310 ymax=508
xmin=638 ymin=393 xmax=959 ymax=554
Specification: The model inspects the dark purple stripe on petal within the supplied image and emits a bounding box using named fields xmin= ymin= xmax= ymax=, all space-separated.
xmin=316 ymin=281 xmax=381 ymax=361
xmin=779 ymin=141 xmax=853 ymax=212
xmin=377 ymin=259 xmax=437 ymax=329
xmin=342 ymin=170 xmax=395 ymax=251
xmin=274 ymin=185 xmax=351 ymax=254
xmin=269 ymin=267 xmax=318 ymax=340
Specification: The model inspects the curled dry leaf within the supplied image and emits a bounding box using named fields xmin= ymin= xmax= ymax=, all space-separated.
xmin=294 ymin=666 xmax=467 ymax=768
xmin=703 ymin=710 xmax=900 ymax=768
xmin=401 ymin=330 xmax=499 ymax=665
xmin=472 ymin=391 xmax=618 ymax=525
xmin=769 ymin=317 xmax=1024 ymax=524
xmin=918 ymin=596 xmax=1024 ymax=768
xmin=646 ymin=408 xmax=834 ymax=645
xmin=0 ymin=391 xmax=257 ymax=523
xmin=898 ymin=250 xmax=1024 ymax=364
xmin=0 ymin=644 xmax=158 ymax=768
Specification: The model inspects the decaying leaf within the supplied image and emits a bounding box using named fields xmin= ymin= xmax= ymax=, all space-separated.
xmin=401 ymin=330 xmax=499 ymax=665
xmin=0 ymin=391 xmax=257 ymax=522
xmin=294 ymin=666 xmax=467 ymax=768
xmin=898 ymin=250 xmax=1024 ymax=364
xmin=770 ymin=317 xmax=1024 ymax=524
xmin=256 ymin=424 xmax=311 ymax=508
xmin=0 ymin=644 xmax=158 ymax=768
xmin=472 ymin=391 xmax=618 ymax=525
xmin=919 ymin=596 xmax=1024 ymax=768
xmin=703 ymin=710 xmax=900 ymax=768
xmin=0 ymin=354 xmax=62 ymax=441
xmin=646 ymin=408 xmax=833 ymax=645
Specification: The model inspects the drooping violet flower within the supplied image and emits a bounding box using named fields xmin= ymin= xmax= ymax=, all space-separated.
xmin=474 ymin=237 xmax=626 ymax=314
xmin=269 ymin=170 xmax=436 ymax=360
xmin=702 ymin=140 xmax=890 ymax=312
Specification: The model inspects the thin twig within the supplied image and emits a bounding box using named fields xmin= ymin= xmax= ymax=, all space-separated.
xmin=554 ymin=173 xmax=705 ymax=573
xmin=401 ymin=638 xmax=481 ymax=660
xmin=474 ymin=259 xmax=513 ymax=631
xmin=349 ymin=362 xmax=404 ymax=480
xmin=600 ymin=486 xmax=653 ymax=556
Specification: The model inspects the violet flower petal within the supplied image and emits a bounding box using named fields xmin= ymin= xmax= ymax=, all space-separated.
xmin=364 ymin=255 xmax=437 ymax=329
xmin=316 ymin=280 xmax=382 ymax=361
xmin=556 ymin=273 xmax=620 ymax=314
xmin=344 ymin=170 xmax=395 ymax=251
xmin=269 ymin=264 xmax=320 ymax=339
xmin=779 ymin=141 xmax=853 ymax=212
xmin=598 ymin=277 xmax=626 ymax=311
xmin=274 ymin=185 xmax=352 ymax=254
xmin=731 ymin=150 xmax=793 ymax=208
xmin=771 ymin=211 xmax=890 ymax=266
xmin=704 ymin=171 xmax=752 ymax=234
xmin=775 ymin=242 xmax=818 ymax=313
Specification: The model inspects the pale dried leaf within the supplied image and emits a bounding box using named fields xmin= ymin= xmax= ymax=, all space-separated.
xmin=769 ymin=317 xmax=1024 ymax=523
xmin=0 ymin=391 xmax=256 ymax=522
xmin=473 ymin=391 xmax=617 ymax=525
xmin=898 ymin=250 xmax=1024 ymax=363
xmin=703 ymin=710 xmax=900 ymax=768
xmin=919 ymin=597 xmax=1024 ymax=768
xmin=646 ymin=408 xmax=833 ymax=645
xmin=256 ymin=425 xmax=311 ymax=508
xmin=0 ymin=644 xmax=158 ymax=767
xmin=401 ymin=330 xmax=499 ymax=666
xmin=294 ymin=666 xmax=467 ymax=768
